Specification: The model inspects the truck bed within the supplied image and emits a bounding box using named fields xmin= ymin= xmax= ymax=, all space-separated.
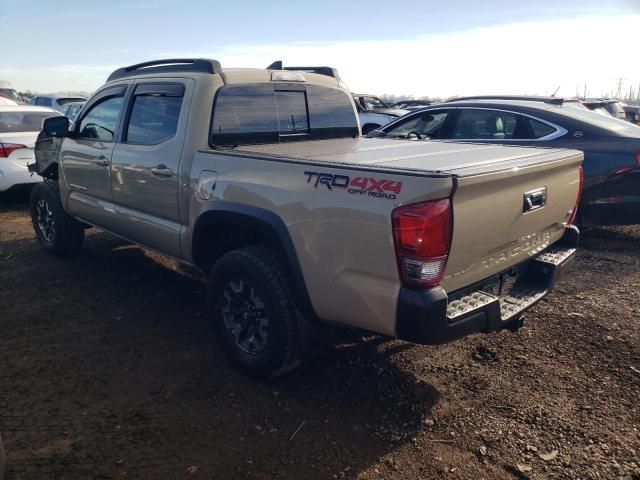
xmin=211 ymin=137 xmax=583 ymax=297
xmin=229 ymin=138 xmax=580 ymax=177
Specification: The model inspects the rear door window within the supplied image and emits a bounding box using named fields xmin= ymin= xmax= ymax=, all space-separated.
xmin=0 ymin=111 xmax=58 ymax=132
xmin=527 ymin=118 xmax=557 ymax=139
xmin=451 ymin=109 xmax=531 ymax=140
xmin=36 ymin=97 xmax=52 ymax=107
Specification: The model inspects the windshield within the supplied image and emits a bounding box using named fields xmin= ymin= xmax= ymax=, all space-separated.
xmin=0 ymin=111 xmax=58 ymax=133
xmin=356 ymin=96 xmax=388 ymax=110
xmin=0 ymin=88 xmax=21 ymax=102
xmin=562 ymin=105 xmax=640 ymax=137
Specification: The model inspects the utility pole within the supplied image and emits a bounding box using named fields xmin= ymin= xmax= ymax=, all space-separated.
xmin=615 ymin=78 xmax=624 ymax=99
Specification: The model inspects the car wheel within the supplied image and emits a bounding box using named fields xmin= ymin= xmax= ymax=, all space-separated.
xmin=30 ymin=181 xmax=84 ymax=257
xmin=208 ymin=246 xmax=301 ymax=379
xmin=362 ymin=123 xmax=381 ymax=134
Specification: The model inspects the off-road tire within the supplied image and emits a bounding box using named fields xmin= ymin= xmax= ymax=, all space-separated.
xmin=30 ymin=181 xmax=84 ymax=257
xmin=208 ymin=246 xmax=301 ymax=379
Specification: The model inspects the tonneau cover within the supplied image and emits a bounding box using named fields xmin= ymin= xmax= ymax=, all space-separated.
xmin=230 ymin=138 xmax=582 ymax=177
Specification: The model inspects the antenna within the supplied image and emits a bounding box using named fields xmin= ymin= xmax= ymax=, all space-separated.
xmin=551 ymin=86 xmax=560 ymax=97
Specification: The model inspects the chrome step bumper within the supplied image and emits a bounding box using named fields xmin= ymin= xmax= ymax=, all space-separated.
xmin=396 ymin=226 xmax=579 ymax=345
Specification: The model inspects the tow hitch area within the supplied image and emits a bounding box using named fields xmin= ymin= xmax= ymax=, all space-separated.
xmin=505 ymin=316 xmax=525 ymax=332
xmin=446 ymin=244 xmax=576 ymax=332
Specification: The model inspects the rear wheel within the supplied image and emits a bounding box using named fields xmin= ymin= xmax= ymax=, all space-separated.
xmin=208 ymin=246 xmax=301 ymax=379
xmin=30 ymin=181 xmax=84 ymax=257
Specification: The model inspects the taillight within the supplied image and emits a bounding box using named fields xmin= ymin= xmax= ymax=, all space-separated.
xmin=636 ymin=153 xmax=640 ymax=166
xmin=567 ymin=166 xmax=583 ymax=225
xmin=392 ymin=198 xmax=452 ymax=287
xmin=0 ymin=143 xmax=28 ymax=158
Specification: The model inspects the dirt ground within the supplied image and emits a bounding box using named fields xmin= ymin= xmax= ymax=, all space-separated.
xmin=0 ymin=187 xmax=638 ymax=480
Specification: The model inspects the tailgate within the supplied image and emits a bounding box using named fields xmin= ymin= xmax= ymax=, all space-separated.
xmin=441 ymin=149 xmax=583 ymax=293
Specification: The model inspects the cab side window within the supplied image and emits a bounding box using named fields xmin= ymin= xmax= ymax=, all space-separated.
xmin=77 ymin=96 xmax=123 ymax=142
xmin=125 ymin=84 xmax=184 ymax=144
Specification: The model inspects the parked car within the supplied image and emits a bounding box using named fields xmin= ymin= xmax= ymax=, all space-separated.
xmin=62 ymin=101 xmax=85 ymax=122
xmin=0 ymin=80 xmax=22 ymax=104
xmin=455 ymin=95 xmax=589 ymax=109
xmin=0 ymin=105 xmax=58 ymax=192
xmin=582 ymin=99 xmax=626 ymax=120
xmin=352 ymin=93 xmax=408 ymax=133
xmin=0 ymin=97 xmax=18 ymax=106
xmin=368 ymin=96 xmax=640 ymax=225
xmin=27 ymin=95 xmax=87 ymax=113
xmin=390 ymin=99 xmax=433 ymax=110
xmin=30 ymin=58 xmax=580 ymax=379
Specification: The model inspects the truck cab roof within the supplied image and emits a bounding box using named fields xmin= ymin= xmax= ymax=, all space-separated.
xmin=105 ymin=58 xmax=342 ymax=88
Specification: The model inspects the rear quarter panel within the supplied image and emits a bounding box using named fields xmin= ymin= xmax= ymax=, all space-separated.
xmin=186 ymin=151 xmax=453 ymax=336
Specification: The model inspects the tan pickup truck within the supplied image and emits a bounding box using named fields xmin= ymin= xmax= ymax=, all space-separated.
xmin=30 ymin=59 xmax=582 ymax=378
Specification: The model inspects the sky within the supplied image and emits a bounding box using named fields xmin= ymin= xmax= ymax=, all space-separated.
xmin=1 ymin=0 xmax=639 ymax=98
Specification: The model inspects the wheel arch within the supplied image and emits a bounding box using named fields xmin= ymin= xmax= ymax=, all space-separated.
xmin=192 ymin=202 xmax=318 ymax=320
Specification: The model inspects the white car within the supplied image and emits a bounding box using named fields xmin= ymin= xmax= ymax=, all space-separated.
xmin=0 ymin=105 xmax=59 ymax=192
xmin=0 ymin=80 xmax=22 ymax=104
xmin=352 ymin=94 xmax=409 ymax=133
xmin=0 ymin=97 xmax=17 ymax=106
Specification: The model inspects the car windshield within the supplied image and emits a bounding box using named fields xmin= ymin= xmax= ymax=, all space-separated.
xmin=358 ymin=96 xmax=388 ymax=110
xmin=0 ymin=88 xmax=21 ymax=102
xmin=562 ymin=105 xmax=640 ymax=137
xmin=0 ymin=111 xmax=58 ymax=133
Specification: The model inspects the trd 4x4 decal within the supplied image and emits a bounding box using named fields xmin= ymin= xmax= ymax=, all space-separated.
xmin=304 ymin=171 xmax=402 ymax=200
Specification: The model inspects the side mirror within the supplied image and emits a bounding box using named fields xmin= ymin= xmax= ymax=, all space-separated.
xmin=42 ymin=116 xmax=70 ymax=138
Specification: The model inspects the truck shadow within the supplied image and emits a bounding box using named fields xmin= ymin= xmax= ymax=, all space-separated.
xmin=0 ymin=231 xmax=439 ymax=480
xmin=0 ymin=186 xmax=32 ymax=211
xmin=579 ymin=225 xmax=640 ymax=254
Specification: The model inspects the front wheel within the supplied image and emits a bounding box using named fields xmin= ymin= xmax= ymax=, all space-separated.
xmin=361 ymin=123 xmax=381 ymax=134
xmin=208 ymin=246 xmax=301 ymax=379
xmin=30 ymin=181 xmax=84 ymax=257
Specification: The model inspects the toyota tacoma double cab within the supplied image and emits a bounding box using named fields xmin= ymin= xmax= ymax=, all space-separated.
xmin=30 ymin=58 xmax=582 ymax=379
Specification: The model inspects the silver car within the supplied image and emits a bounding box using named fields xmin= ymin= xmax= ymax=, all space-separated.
xmin=27 ymin=95 xmax=87 ymax=113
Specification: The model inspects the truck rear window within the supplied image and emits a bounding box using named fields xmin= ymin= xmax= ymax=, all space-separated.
xmin=211 ymin=83 xmax=358 ymax=145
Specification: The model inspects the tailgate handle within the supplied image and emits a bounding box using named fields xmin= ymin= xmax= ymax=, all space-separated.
xmin=523 ymin=187 xmax=547 ymax=213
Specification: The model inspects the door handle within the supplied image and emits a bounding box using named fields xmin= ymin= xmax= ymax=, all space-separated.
xmin=151 ymin=165 xmax=173 ymax=177
xmin=94 ymin=156 xmax=109 ymax=166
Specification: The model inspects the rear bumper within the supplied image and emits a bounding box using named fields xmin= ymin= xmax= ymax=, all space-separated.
xmin=0 ymin=163 xmax=42 ymax=192
xmin=396 ymin=226 xmax=579 ymax=345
